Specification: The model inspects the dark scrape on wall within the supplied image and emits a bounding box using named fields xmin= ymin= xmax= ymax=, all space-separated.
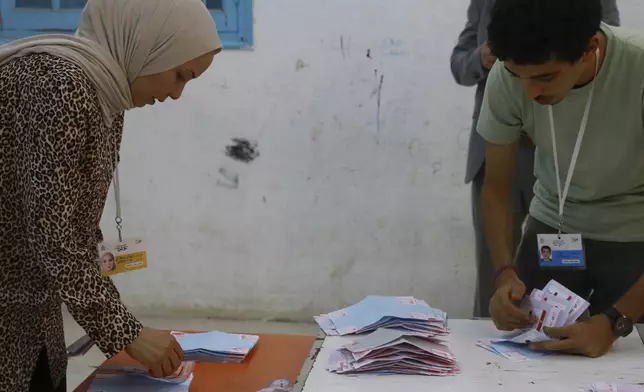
xmin=226 ymin=138 xmax=260 ymax=163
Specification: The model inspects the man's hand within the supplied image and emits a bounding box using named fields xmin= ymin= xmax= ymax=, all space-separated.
xmin=489 ymin=270 xmax=535 ymax=331
xmin=480 ymin=42 xmax=498 ymax=70
xmin=125 ymin=327 xmax=184 ymax=378
xmin=531 ymin=315 xmax=616 ymax=358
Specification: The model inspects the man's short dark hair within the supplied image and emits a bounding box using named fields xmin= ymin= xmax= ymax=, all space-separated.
xmin=488 ymin=0 xmax=602 ymax=65
xmin=541 ymin=246 xmax=552 ymax=252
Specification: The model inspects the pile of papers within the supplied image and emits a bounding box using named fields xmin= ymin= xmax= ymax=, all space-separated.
xmin=478 ymin=279 xmax=590 ymax=362
xmin=327 ymin=328 xmax=459 ymax=376
xmin=315 ymin=296 xmax=457 ymax=376
xmin=88 ymin=361 xmax=195 ymax=392
xmin=171 ymin=330 xmax=259 ymax=363
xmin=314 ymin=296 xmax=448 ymax=336
xmin=580 ymin=384 xmax=644 ymax=392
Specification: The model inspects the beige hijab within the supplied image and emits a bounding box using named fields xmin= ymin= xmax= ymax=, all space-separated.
xmin=0 ymin=0 xmax=222 ymax=126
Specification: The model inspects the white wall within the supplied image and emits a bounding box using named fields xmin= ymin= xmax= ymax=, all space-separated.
xmin=103 ymin=0 xmax=644 ymax=321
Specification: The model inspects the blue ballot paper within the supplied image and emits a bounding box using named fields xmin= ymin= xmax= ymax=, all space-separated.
xmin=89 ymin=361 xmax=195 ymax=390
xmin=88 ymin=373 xmax=193 ymax=392
xmin=315 ymin=296 xmax=448 ymax=336
xmin=90 ymin=362 xmax=195 ymax=385
xmin=171 ymin=330 xmax=259 ymax=363
xmin=476 ymin=340 xmax=550 ymax=362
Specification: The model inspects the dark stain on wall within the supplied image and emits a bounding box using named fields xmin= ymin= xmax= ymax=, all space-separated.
xmin=225 ymin=138 xmax=259 ymax=163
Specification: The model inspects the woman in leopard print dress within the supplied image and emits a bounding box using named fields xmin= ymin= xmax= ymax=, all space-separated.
xmin=0 ymin=0 xmax=221 ymax=391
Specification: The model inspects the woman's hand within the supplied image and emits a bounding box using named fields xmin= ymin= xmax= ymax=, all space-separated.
xmin=125 ymin=327 xmax=184 ymax=378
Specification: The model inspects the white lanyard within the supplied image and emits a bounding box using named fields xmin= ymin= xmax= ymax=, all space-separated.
xmin=548 ymin=48 xmax=600 ymax=233
xmin=113 ymin=141 xmax=123 ymax=242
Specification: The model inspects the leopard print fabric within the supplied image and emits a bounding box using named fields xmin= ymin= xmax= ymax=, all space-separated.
xmin=0 ymin=53 xmax=143 ymax=391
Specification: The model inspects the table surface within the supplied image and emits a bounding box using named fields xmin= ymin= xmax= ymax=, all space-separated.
xmin=73 ymin=333 xmax=317 ymax=392
xmin=300 ymin=319 xmax=644 ymax=392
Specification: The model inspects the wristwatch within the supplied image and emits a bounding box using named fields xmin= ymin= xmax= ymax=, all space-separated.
xmin=602 ymin=307 xmax=634 ymax=338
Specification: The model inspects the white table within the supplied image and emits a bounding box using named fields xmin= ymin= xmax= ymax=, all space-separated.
xmin=300 ymin=320 xmax=644 ymax=392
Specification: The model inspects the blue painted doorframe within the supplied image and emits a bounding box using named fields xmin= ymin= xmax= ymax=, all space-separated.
xmin=0 ymin=0 xmax=253 ymax=48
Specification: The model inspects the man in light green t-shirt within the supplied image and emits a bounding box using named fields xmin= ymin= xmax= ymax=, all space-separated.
xmin=478 ymin=0 xmax=644 ymax=358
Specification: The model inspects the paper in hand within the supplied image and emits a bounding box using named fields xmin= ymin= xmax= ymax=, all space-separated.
xmin=171 ymin=330 xmax=259 ymax=363
xmin=88 ymin=361 xmax=195 ymax=391
xmin=91 ymin=361 xmax=196 ymax=385
xmin=478 ymin=279 xmax=589 ymax=361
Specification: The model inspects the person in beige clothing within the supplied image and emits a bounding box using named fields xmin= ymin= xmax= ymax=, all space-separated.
xmin=0 ymin=0 xmax=222 ymax=390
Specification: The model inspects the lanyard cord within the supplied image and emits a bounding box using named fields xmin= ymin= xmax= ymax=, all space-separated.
xmin=548 ymin=48 xmax=600 ymax=235
xmin=113 ymin=138 xmax=123 ymax=243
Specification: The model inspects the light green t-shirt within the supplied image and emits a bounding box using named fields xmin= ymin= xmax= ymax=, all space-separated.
xmin=477 ymin=23 xmax=644 ymax=242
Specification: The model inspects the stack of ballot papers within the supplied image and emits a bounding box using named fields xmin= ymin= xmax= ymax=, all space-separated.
xmin=580 ymin=383 xmax=644 ymax=392
xmin=478 ymin=279 xmax=590 ymax=362
xmin=314 ymin=296 xmax=448 ymax=336
xmin=171 ymin=330 xmax=259 ymax=363
xmin=327 ymin=328 xmax=459 ymax=376
xmin=88 ymin=361 xmax=195 ymax=392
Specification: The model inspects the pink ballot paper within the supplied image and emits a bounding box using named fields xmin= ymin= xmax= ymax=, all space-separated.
xmin=327 ymin=328 xmax=459 ymax=376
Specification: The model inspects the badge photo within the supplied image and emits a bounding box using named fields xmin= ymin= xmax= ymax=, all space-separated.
xmin=536 ymin=233 xmax=586 ymax=269
xmin=98 ymin=238 xmax=148 ymax=276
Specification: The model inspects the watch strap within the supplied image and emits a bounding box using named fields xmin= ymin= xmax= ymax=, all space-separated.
xmin=603 ymin=306 xmax=622 ymax=323
xmin=603 ymin=306 xmax=633 ymax=338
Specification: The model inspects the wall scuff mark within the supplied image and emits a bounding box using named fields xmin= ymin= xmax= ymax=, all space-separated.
xmin=432 ymin=161 xmax=443 ymax=175
xmin=216 ymin=167 xmax=239 ymax=189
xmin=340 ymin=35 xmax=351 ymax=59
xmin=295 ymin=58 xmax=308 ymax=71
xmin=225 ymin=138 xmax=260 ymax=163
xmin=376 ymin=74 xmax=384 ymax=143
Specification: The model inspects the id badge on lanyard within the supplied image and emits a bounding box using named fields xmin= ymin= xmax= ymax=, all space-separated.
xmin=537 ymin=233 xmax=584 ymax=269
xmin=98 ymin=141 xmax=148 ymax=277
xmin=537 ymin=48 xmax=600 ymax=270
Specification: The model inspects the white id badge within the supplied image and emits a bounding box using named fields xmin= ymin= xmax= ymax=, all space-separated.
xmin=537 ymin=233 xmax=585 ymax=269
xmin=98 ymin=238 xmax=148 ymax=276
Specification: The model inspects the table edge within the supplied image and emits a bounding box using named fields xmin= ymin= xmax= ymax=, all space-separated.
xmin=66 ymin=318 xmax=644 ymax=391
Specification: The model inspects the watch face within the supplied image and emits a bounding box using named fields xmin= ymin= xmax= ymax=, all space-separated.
xmin=615 ymin=317 xmax=634 ymax=337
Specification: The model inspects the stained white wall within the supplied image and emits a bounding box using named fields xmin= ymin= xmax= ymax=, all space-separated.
xmin=103 ymin=0 xmax=644 ymax=321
